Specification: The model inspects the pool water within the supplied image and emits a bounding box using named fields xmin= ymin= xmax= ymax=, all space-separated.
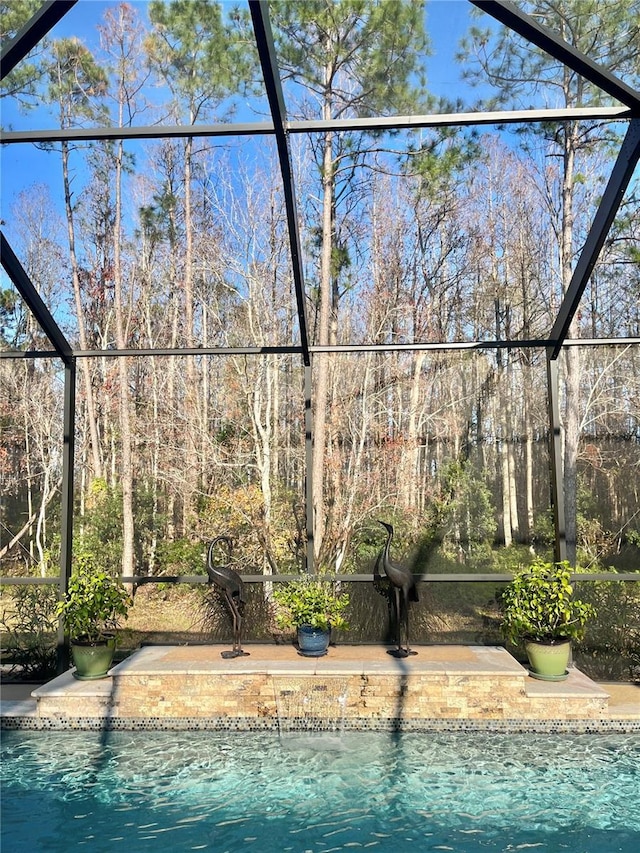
xmin=1 ymin=730 xmax=639 ymax=852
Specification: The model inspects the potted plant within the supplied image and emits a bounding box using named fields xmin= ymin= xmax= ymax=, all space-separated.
xmin=499 ymin=558 xmax=596 ymax=681
xmin=272 ymin=576 xmax=349 ymax=657
xmin=56 ymin=553 xmax=132 ymax=680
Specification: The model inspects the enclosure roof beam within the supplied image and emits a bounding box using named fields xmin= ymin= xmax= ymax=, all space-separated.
xmin=471 ymin=0 xmax=640 ymax=112
xmin=0 ymin=232 xmax=72 ymax=364
xmin=2 ymin=107 xmax=632 ymax=146
xmin=549 ymin=119 xmax=640 ymax=359
xmin=293 ymin=106 xmax=632 ymax=132
xmin=1 ymin=0 xmax=77 ymax=80
xmin=249 ymin=0 xmax=310 ymax=367
xmin=311 ymin=337 xmax=640 ymax=354
xmin=1 ymin=122 xmax=275 ymax=144
xmin=68 ymin=345 xmax=303 ymax=358
xmin=3 ymin=337 xmax=640 ymax=361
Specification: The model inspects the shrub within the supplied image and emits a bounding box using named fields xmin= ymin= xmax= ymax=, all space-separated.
xmin=56 ymin=553 xmax=132 ymax=644
xmin=500 ymin=559 xmax=596 ymax=645
xmin=0 ymin=585 xmax=58 ymax=680
xmin=272 ymin=577 xmax=349 ymax=632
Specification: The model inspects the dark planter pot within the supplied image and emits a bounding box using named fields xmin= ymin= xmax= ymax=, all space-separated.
xmin=70 ymin=635 xmax=116 ymax=680
xmin=525 ymin=638 xmax=571 ymax=681
xmin=297 ymin=624 xmax=331 ymax=657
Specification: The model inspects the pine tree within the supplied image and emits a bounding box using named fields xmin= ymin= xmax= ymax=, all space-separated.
xmin=270 ymin=0 xmax=430 ymax=564
xmin=460 ymin=0 xmax=640 ymax=563
xmin=145 ymin=0 xmax=258 ymax=533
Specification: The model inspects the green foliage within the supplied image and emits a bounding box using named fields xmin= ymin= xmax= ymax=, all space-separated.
xmin=0 ymin=0 xmax=47 ymax=104
xmin=272 ymin=577 xmax=350 ymax=632
xmin=47 ymin=38 xmax=108 ymax=127
xmin=271 ymin=0 xmax=429 ymax=117
xmin=56 ymin=552 xmax=132 ymax=643
xmin=460 ymin=0 xmax=640 ymax=111
xmin=531 ymin=509 xmax=555 ymax=549
xmin=500 ymin=559 xmax=596 ymax=644
xmin=348 ymin=513 xmax=415 ymax=570
xmin=201 ymin=485 xmax=302 ymax=573
xmin=0 ymin=585 xmax=58 ymax=680
xmin=146 ymin=0 xmax=258 ymax=118
xmin=0 ymin=287 xmax=24 ymax=348
xmin=575 ymin=574 xmax=640 ymax=681
xmin=414 ymin=460 xmax=497 ymax=565
xmin=348 ymin=461 xmax=498 ymax=574
xmin=489 ymin=545 xmax=550 ymax=575
xmin=76 ymin=480 xmax=124 ymax=576
xmin=155 ymin=538 xmax=205 ymax=575
xmin=0 ymin=0 xmax=40 ymax=41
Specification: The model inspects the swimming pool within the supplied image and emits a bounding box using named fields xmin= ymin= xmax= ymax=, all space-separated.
xmin=2 ymin=730 xmax=638 ymax=852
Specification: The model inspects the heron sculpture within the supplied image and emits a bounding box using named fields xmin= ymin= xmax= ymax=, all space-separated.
xmin=376 ymin=521 xmax=419 ymax=657
xmin=206 ymin=536 xmax=249 ymax=659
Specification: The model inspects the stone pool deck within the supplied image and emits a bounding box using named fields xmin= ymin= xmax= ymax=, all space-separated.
xmin=1 ymin=644 xmax=639 ymax=733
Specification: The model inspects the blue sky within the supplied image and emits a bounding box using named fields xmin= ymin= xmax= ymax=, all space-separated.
xmin=40 ymin=0 xmax=479 ymax=96
xmin=1 ymin=0 xmax=484 ymax=237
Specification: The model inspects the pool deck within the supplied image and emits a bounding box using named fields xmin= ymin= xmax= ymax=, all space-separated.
xmin=1 ymin=644 xmax=639 ymax=733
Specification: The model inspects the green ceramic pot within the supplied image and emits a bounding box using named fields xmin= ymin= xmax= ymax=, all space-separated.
xmin=525 ymin=638 xmax=571 ymax=681
xmin=70 ymin=636 xmax=116 ymax=680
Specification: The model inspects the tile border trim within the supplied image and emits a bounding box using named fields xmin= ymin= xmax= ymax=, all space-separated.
xmin=2 ymin=715 xmax=639 ymax=734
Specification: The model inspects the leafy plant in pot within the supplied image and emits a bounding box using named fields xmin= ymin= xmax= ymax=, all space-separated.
xmin=56 ymin=554 xmax=133 ymax=680
xmin=500 ymin=559 xmax=596 ymax=681
xmin=272 ymin=576 xmax=349 ymax=657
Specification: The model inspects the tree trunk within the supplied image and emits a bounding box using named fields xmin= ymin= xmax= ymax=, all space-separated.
xmin=506 ymin=362 xmax=520 ymax=541
xmin=524 ymin=386 xmax=535 ymax=542
xmin=500 ymin=435 xmax=512 ymax=547
xmin=311 ymin=123 xmax=335 ymax=563
xmin=61 ymin=140 xmax=103 ymax=482
xmin=403 ymin=352 xmax=426 ymax=512
xmin=182 ymin=133 xmax=198 ymax=532
xmin=113 ymin=134 xmax=135 ymax=579
xmin=561 ymin=122 xmax=580 ymax=565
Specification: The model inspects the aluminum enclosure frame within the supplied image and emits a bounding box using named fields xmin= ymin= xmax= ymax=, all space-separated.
xmin=2 ymin=0 xmax=640 ymax=632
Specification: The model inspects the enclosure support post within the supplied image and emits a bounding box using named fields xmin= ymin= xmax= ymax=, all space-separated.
xmin=57 ymin=358 xmax=76 ymax=673
xmin=304 ymin=364 xmax=315 ymax=574
xmin=546 ymin=353 xmax=566 ymax=564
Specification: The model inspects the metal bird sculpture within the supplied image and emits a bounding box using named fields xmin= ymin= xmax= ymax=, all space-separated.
xmin=376 ymin=521 xmax=419 ymax=657
xmin=206 ymin=536 xmax=249 ymax=659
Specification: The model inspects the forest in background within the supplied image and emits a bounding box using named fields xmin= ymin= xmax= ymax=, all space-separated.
xmin=1 ymin=0 xmax=639 ymax=589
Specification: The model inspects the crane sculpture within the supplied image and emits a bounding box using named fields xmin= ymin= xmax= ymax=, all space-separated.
xmin=206 ymin=536 xmax=249 ymax=659
xmin=376 ymin=521 xmax=419 ymax=657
